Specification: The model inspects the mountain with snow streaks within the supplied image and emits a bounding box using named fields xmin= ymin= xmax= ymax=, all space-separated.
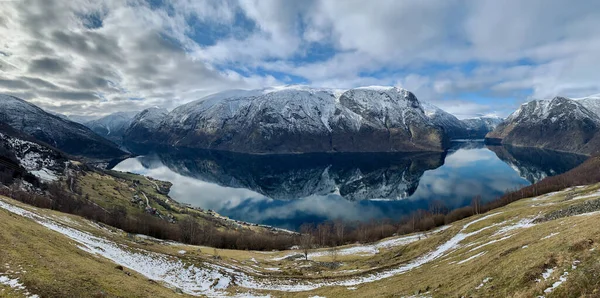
xmin=84 ymin=111 xmax=139 ymax=143
xmin=125 ymin=86 xmax=448 ymax=154
xmin=461 ymin=116 xmax=504 ymax=138
xmin=421 ymin=102 xmax=502 ymax=139
xmin=124 ymin=107 xmax=169 ymax=142
xmin=576 ymin=95 xmax=600 ymax=118
xmin=486 ymin=96 xmax=600 ymax=155
xmin=0 ymin=95 xmax=126 ymax=159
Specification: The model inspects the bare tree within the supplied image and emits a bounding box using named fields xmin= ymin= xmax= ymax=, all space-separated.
xmin=471 ymin=195 xmax=482 ymax=215
xmin=329 ymin=245 xmax=338 ymax=262
xmin=299 ymin=223 xmax=315 ymax=260
xmin=179 ymin=216 xmax=200 ymax=244
xmin=334 ymin=219 xmax=345 ymax=245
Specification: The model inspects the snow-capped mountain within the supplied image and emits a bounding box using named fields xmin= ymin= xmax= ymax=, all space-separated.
xmin=421 ymin=102 xmax=470 ymax=139
xmin=461 ymin=116 xmax=504 ymax=138
xmin=84 ymin=111 xmax=139 ymax=143
xmin=0 ymin=94 xmax=126 ymax=159
xmin=575 ymin=94 xmax=600 ymax=118
xmin=124 ymin=107 xmax=169 ymax=142
xmin=125 ymin=86 xmax=448 ymax=154
xmin=140 ymin=149 xmax=445 ymax=201
xmin=421 ymin=102 xmax=503 ymax=139
xmin=486 ymin=96 xmax=600 ymax=155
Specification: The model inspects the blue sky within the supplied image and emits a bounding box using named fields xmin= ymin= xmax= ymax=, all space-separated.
xmin=1 ymin=0 xmax=600 ymax=118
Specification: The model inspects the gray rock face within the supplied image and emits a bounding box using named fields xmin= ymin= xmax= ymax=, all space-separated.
xmin=0 ymin=94 xmax=126 ymax=159
xmin=125 ymin=86 xmax=448 ymax=154
xmin=486 ymin=96 xmax=600 ymax=155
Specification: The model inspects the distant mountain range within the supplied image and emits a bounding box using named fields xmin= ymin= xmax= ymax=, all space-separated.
xmin=421 ymin=102 xmax=503 ymax=139
xmin=486 ymin=96 xmax=600 ymax=155
xmin=7 ymin=87 xmax=600 ymax=157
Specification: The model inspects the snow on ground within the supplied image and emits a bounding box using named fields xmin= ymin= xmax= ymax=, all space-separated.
xmin=537 ymin=267 xmax=555 ymax=283
xmin=469 ymin=235 xmax=512 ymax=252
xmin=475 ymin=277 xmax=492 ymax=290
xmin=0 ymin=200 xmax=536 ymax=295
xmin=283 ymin=225 xmax=452 ymax=260
xmin=544 ymin=271 xmax=568 ymax=294
xmin=457 ymin=251 xmax=487 ymax=265
xmin=541 ymin=232 xmax=559 ymax=240
xmin=30 ymin=168 xmax=59 ymax=182
xmin=0 ymin=274 xmax=25 ymax=290
xmin=494 ymin=217 xmax=537 ymax=236
xmin=571 ymin=190 xmax=600 ymax=201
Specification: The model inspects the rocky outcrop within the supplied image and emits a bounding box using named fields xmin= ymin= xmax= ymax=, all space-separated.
xmin=125 ymin=86 xmax=449 ymax=154
xmin=486 ymin=96 xmax=600 ymax=155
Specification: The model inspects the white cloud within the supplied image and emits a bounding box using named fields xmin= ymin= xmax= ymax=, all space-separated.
xmin=1 ymin=0 xmax=600 ymax=117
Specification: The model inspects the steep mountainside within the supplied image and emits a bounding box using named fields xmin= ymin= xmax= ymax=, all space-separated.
xmin=421 ymin=102 xmax=502 ymax=139
xmin=124 ymin=107 xmax=169 ymax=142
xmin=461 ymin=116 xmax=504 ymax=138
xmin=576 ymin=95 xmax=600 ymax=117
xmin=84 ymin=111 xmax=139 ymax=142
xmin=125 ymin=86 xmax=448 ymax=154
xmin=421 ymin=102 xmax=469 ymax=139
xmin=486 ymin=96 xmax=600 ymax=155
xmin=0 ymin=95 xmax=126 ymax=159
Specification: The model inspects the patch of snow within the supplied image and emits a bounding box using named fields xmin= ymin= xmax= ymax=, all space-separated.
xmin=544 ymin=271 xmax=568 ymax=294
xmin=469 ymin=235 xmax=512 ymax=252
xmin=178 ymin=250 xmax=186 ymax=255
xmin=475 ymin=277 xmax=492 ymax=290
xmin=494 ymin=217 xmax=537 ymax=235
xmin=541 ymin=233 xmax=559 ymax=240
xmin=457 ymin=251 xmax=487 ymax=265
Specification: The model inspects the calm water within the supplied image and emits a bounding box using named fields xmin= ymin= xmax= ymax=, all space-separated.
xmin=113 ymin=141 xmax=586 ymax=230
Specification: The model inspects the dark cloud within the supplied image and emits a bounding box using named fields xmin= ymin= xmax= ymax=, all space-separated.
xmin=0 ymin=79 xmax=30 ymax=89
xmin=20 ymin=77 xmax=60 ymax=90
xmin=28 ymin=57 xmax=71 ymax=74
xmin=39 ymin=90 xmax=99 ymax=101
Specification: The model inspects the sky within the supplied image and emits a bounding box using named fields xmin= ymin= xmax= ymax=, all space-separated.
xmin=1 ymin=0 xmax=600 ymax=119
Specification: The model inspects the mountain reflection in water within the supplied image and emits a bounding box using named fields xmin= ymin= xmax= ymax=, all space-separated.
xmin=113 ymin=141 xmax=586 ymax=230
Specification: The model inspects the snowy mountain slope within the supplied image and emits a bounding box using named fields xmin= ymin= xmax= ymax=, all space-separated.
xmin=575 ymin=95 xmax=600 ymax=118
xmin=0 ymin=94 xmax=126 ymax=159
xmin=84 ymin=111 xmax=139 ymax=142
xmin=486 ymin=96 xmax=600 ymax=155
xmin=461 ymin=116 xmax=504 ymax=138
xmin=124 ymin=107 xmax=169 ymax=142
xmin=421 ymin=102 xmax=470 ymax=139
xmin=126 ymin=86 xmax=448 ymax=154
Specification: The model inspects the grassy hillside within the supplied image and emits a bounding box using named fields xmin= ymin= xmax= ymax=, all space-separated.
xmin=3 ymin=180 xmax=600 ymax=297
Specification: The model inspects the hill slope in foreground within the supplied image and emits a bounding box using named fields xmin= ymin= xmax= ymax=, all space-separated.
xmin=3 ymin=180 xmax=600 ymax=297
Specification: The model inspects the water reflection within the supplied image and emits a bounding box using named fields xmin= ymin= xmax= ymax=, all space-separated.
xmin=113 ymin=141 xmax=585 ymax=230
